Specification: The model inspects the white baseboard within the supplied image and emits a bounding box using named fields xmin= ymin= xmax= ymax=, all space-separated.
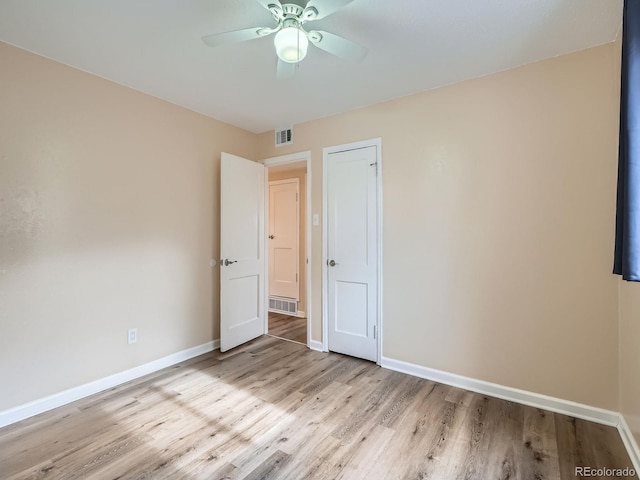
xmin=380 ymin=356 xmax=619 ymax=427
xmin=309 ymin=340 xmax=324 ymax=352
xmin=619 ymin=415 xmax=640 ymax=474
xmin=0 ymin=339 xmax=220 ymax=429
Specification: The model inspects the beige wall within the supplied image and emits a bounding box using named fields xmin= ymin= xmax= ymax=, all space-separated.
xmin=619 ymin=282 xmax=640 ymax=444
xmin=268 ymin=167 xmax=307 ymax=314
xmin=257 ymin=43 xmax=621 ymax=410
xmin=0 ymin=41 xmax=256 ymax=411
xmin=1 ymin=38 xmax=626 ymax=415
xmin=613 ymin=30 xmax=640 ymax=446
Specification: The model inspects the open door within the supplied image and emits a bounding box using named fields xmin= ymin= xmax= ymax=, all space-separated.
xmin=220 ymin=152 xmax=265 ymax=352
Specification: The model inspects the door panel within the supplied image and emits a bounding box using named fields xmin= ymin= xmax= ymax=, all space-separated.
xmin=327 ymin=146 xmax=378 ymax=362
xmin=335 ymin=281 xmax=368 ymax=336
xmin=269 ymin=180 xmax=299 ymax=300
xmin=220 ymin=152 xmax=265 ymax=352
xmin=334 ymin=160 xmax=370 ymax=265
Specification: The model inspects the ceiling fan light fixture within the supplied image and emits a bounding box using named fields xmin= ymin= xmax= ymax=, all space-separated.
xmin=274 ymin=27 xmax=308 ymax=63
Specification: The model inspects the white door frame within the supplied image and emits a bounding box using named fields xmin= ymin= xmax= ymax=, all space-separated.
xmin=322 ymin=138 xmax=383 ymax=365
xmin=263 ymin=150 xmax=312 ymax=347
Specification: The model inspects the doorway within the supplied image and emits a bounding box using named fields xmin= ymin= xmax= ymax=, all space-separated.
xmin=264 ymin=152 xmax=311 ymax=346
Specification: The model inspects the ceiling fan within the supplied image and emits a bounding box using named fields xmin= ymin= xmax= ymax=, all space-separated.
xmin=202 ymin=0 xmax=368 ymax=79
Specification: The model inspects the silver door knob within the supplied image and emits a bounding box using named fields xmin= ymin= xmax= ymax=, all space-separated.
xmin=329 ymin=260 xmax=337 ymax=267
xmin=224 ymin=259 xmax=237 ymax=266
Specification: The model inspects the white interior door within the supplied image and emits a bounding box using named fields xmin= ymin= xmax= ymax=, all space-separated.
xmin=269 ymin=179 xmax=299 ymax=300
xmin=220 ymin=152 xmax=265 ymax=352
xmin=327 ymin=145 xmax=378 ymax=362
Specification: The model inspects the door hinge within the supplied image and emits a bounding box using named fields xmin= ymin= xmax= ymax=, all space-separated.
xmin=373 ymin=325 xmax=377 ymax=339
xmin=370 ymin=162 xmax=378 ymax=175
xmin=296 ymin=273 xmax=298 ymax=282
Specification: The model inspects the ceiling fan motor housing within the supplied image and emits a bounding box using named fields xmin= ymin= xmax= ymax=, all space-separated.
xmin=274 ymin=3 xmax=318 ymax=22
xmin=281 ymin=4 xmax=304 ymax=17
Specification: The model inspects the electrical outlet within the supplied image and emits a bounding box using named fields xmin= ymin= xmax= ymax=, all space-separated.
xmin=128 ymin=328 xmax=138 ymax=344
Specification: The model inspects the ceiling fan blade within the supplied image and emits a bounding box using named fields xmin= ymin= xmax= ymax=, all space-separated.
xmin=308 ymin=30 xmax=367 ymax=63
xmin=277 ymin=59 xmax=297 ymax=80
xmin=303 ymin=0 xmax=355 ymax=21
xmin=254 ymin=0 xmax=284 ymax=18
xmin=202 ymin=26 xmax=276 ymax=47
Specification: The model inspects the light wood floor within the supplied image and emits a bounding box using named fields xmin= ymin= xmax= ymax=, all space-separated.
xmin=268 ymin=312 xmax=306 ymax=344
xmin=0 ymin=336 xmax=635 ymax=480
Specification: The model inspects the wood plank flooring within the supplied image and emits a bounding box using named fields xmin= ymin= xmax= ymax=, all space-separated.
xmin=0 ymin=336 xmax=635 ymax=480
xmin=268 ymin=312 xmax=306 ymax=344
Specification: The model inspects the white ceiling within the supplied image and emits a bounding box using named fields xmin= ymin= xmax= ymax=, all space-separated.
xmin=0 ymin=0 xmax=623 ymax=134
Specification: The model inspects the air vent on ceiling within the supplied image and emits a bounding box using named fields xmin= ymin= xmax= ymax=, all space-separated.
xmin=275 ymin=127 xmax=293 ymax=147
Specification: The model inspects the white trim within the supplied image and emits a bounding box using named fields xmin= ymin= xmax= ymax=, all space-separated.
xmin=305 ymin=169 xmax=312 ymax=349
xmin=322 ymin=152 xmax=328 ymax=352
xmin=262 ymin=150 xmax=312 ymax=349
xmin=322 ymin=138 xmax=383 ymax=362
xmin=619 ymin=415 xmax=640 ymax=473
xmin=380 ymin=355 xmax=620 ymax=427
xmin=0 ymin=340 xmax=219 ymax=429
xmin=374 ymin=139 xmax=383 ymax=365
xmin=263 ymin=151 xmax=311 ymax=167
xmin=309 ymin=340 xmax=325 ymax=352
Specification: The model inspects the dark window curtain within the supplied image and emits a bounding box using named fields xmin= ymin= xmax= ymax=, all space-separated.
xmin=614 ymin=0 xmax=640 ymax=281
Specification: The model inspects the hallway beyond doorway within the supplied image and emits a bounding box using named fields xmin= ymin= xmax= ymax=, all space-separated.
xmin=268 ymin=312 xmax=306 ymax=345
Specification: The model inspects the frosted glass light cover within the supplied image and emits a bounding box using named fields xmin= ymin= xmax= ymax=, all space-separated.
xmin=274 ymin=27 xmax=309 ymax=63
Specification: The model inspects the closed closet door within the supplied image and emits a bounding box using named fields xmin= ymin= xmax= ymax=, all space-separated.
xmin=326 ymin=145 xmax=378 ymax=362
xmin=269 ymin=179 xmax=300 ymax=300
